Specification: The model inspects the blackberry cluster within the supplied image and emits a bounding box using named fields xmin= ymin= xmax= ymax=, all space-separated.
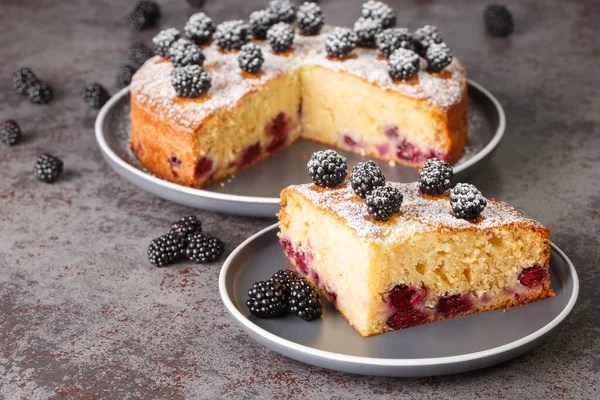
xmin=361 ymin=0 xmax=396 ymax=29
xmin=418 ymin=157 xmax=453 ymax=195
xmin=116 ymin=65 xmax=137 ymax=88
xmin=1 ymin=120 xmax=21 ymax=146
xmin=325 ymin=27 xmax=357 ymax=58
xmin=172 ymin=65 xmax=212 ymax=98
xmin=152 ymin=28 xmax=181 ymax=58
xmin=426 ymin=42 xmax=452 ymax=72
xmin=353 ymin=17 xmax=383 ymax=48
xmin=388 ymin=48 xmax=420 ymax=80
xmin=147 ymin=233 xmax=187 ymax=267
xmin=168 ymin=38 xmax=206 ymax=67
xmin=82 ymin=83 xmax=110 ymax=109
xmin=186 ymin=0 xmax=205 ymax=7
xmin=413 ymin=25 xmax=443 ymax=57
xmin=366 ymin=186 xmax=403 ymax=221
xmin=34 ymin=154 xmax=63 ymax=184
xmin=238 ymin=43 xmax=264 ymax=73
xmin=270 ymin=269 xmax=298 ymax=287
xmin=170 ymin=215 xmax=202 ymax=240
xmin=376 ymin=27 xmax=414 ymax=58
xmin=129 ymin=43 xmax=153 ymax=67
xmin=11 ymin=68 xmax=38 ymax=95
xmin=126 ymin=0 xmax=161 ymax=31
xmin=246 ymin=281 xmax=289 ymax=318
xmin=450 ymin=183 xmax=487 ymax=220
xmin=350 ymin=160 xmax=386 ymax=198
xmin=214 ymin=20 xmax=251 ymax=51
xmin=287 ymin=277 xmax=323 ymax=321
xmin=297 ymin=2 xmax=324 ymax=36
xmin=266 ymin=0 xmax=297 ymax=24
xmin=184 ymin=13 xmax=216 ymax=45
xmin=27 ymin=82 xmax=53 ymax=105
xmin=484 ymin=5 xmax=514 ymax=37
xmin=307 ymin=149 xmax=348 ymax=187
xmin=267 ymin=22 xmax=295 ymax=52
xmin=249 ymin=10 xmax=276 ymax=40
xmin=185 ymin=233 xmax=225 ymax=263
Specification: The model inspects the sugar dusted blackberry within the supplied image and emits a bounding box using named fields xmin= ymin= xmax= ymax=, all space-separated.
xmin=82 ymin=83 xmax=110 ymax=109
xmin=267 ymin=22 xmax=295 ymax=53
xmin=1 ymin=120 xmax=21 ymax=146
xmin=413 ymin=25 xmax=443 ymax=56
xmin=288 ymin=277 xmax=323 ymax=321
xmin=129 ymin=43 xmax=153 ymax=66
xmin=116 ymin=65 xmax=136 ymax=88
xmin=350 ymin=161 xmax=386 ymax=199
xmin=307 ymin=149 xmax=348 ymax=188
xmin=238 ymin=43 xmax=264 ymax=73
xmin=426 ymin=42 xmax=452 ymax=72
xmin=366 ymin=185 xmax=403 ymax=221
xmin=246 ymin=280 xmax=289 ymax=318
xmin=152 ymin=28 xmax=181 ymax=58
xmin=186 ymin=0 xmax=205 ymax=7
xmin=297 ymin=2 xmax=324 ymax=36
xmin=170 ymin=215 xmax=202 ymax=240
xmin=354 ymin=17 xmax=383 ymax=48
xmin=185 ymin=233 xmax=225 ymax=263
xmin=184 ymin=12 xmax=216 ymax=45
xmin=147 ymin=233 xmax=186 ymax=267
xmin=11 ymin=68 xmax=38 ymax=95
xmin=168 ymin=38 xmax=205 ymax=67
xmin=214 ymin=20 xmax=251 ymax=51
xmin=270 ymin=269 xmax=299 ymax=288
xmin=361 ymin=0 xmax=396 ymax=29
xmin=450 ymin=183 xmax=487 ymax=220
xmin=249 ymin=10 xmax=277 ymax=40
xmin=484 ymin=5 xmax=514 ymax=37
xmin=135 ymin=0 xmax=161 ymax=21
xmin=34 ymin=154 xmax=63 ymax=184
xmin=325 ymin=27 xmax=357 ymax=58
xmin=419 ymin=157 xmax=453 ymax=195
xmin=388 ymin=48 xmax=420 ymax=80
xmin=267 ymin=0 xmax=297 ymax=24
xmin=27 ymin=82 xmax=53 ymax=105
xmin=375 ymin=27 xmax=414 ymax=58
xmin=172 ymin=65 xmax=211 ymax=98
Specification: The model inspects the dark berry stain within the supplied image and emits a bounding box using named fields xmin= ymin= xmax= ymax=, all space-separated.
xmin=194 ymin=156 xmax=213 ymax=179
xmin=436 ymin=294 xmax=472 ymax=317
xmin=518 ymin=266 xmax=548 ymax=288
xmin=241 ymin=142 xmax=261 ymax=167
xmin=167 ymin=154 xmax=181 ymax=177
xmin=266 ymin=112 xmax=290 ymax=154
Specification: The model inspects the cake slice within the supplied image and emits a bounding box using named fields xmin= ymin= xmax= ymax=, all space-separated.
xmin=278 ymin=182 xmax=554 ymax=337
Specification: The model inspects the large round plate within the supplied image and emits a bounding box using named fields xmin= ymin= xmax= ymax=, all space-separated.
xmin=96 ymin=81 xmax=505 ymax=217
xmin=219 ymin=224 xmax=579 ymax=377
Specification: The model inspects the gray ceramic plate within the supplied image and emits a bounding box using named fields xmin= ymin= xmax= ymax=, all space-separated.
xmin=219 ymin=224 xmax=579 ymax=377
xmin=96 ymin=81 xmax=505 ymax=217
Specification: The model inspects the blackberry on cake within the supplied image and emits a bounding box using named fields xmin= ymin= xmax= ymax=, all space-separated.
xmin=249 ymin=10 xmax=277 ymax=40
xmin=184 ymin=12 xmax=216 ymax=45
xmin=147 ymin=233 xmax=186 ymax=267
xmin=388 ymin=48 xmax=420 ymax=80
xmin=413 ymin=25 xmax=443 ymax=57
xmin=11 ymin=68 xmax=38 ymax=95
xmin=185 ymin=233 xmax=225 ymax=263
xmin=0 ymin=120 xmax=21 ymax=146
xmin=325 ymin=27 xmax=357 ymax=58
xmin=375 ymin=27 xmax=414 ymax=58
xmin=450 ymin=183 xmax=487 ymax=220
xmin=266 ymin=0 xmax=297 ymax=24
xmin=484 ymin=4 xmax=514 ymax=37
xmin=129 ymin=43 xmax=153 ymax=66
xmin=267 ymin=22 xmax=295 ymax=53
xmin=152 ymin=28 xmax=181 ymax=58
xmin=426 ymin=42 xmax=453 ymax=72
xmin=168 ymin=38 xmax=206 ymax=67
xmin=419 ymin=157 xmax=453 ymax=195
xmin=297 ymin=2 xmax=325 ymax=36
xmin=366 ymin=185 xmax=403 ymax=221
xmin=27 ymin=82 xmax=53 ymax=105
xmin=246 ymin=280 xmax=289 ymax=318
xmin=82 ymin=83 xmax=110 ymax=109
xmin=238 ymin=43 xmax=264 ymax=74
xmin=170 ymin=215 xmax=202 ymax=240
xmin=354 ymin=17 xmax=383 ymax=48
xmin=350 ymin=160 xmax=386 ymax=198
xmin=214 ymin=20 xmax=250 ymax=51
xmin=116 ymin=65 xmax=137 ymax=88
xmin=34 ymin=154 xmax=63 ymax=183
xmin=361 ymin=0 xmax=396 ymax=29
xmin=288 ymin=277 xmax=323 ymax=321
xmin=172 ymin=65 xmax=211 ymax=98
xmin=307 ymin=150 xmax=348 ymax=188
xmin=186 ymin=0 xmax=205 ymax=7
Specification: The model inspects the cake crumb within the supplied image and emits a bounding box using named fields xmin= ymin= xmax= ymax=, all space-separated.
xmin=220 ymin=183 xmax=225 ymax=187
xmin=388 ymin=160 xmax=397 ymax=167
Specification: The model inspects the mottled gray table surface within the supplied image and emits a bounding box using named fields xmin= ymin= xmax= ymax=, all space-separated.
xmin=1 ymin=0 xmax=599 ymax=399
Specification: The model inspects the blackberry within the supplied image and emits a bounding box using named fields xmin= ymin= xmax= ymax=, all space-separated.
xmin=82 ymin=83 xmax=110 ymax=109
xmin=184 ymin=12 xmax=216 ymax=45
xmin=249 ymin=10 xmax=277 ymax=40
xmin=168 ymin=38 xmax=206 ymax=67
xmin=388 ymin=48 xmax=420 ymax=80
xmin=413 ymin=25 xmax=443 ymax=57
xmin=361 ymin=0 xmax=396 ymax=29
xmin=238 ymin=43 xmax=264 ymax=73
xmin=171 ymin=65 xmax=211 ymax=97
xmin=426 ymin=42 xmax=452 ymax=72
xmin=288 ymin=277 xmax=323 ymax=321
xmin=267 ymin=0 xmax=297 ymax=24
xmin=353 ymin=17 xmax=383 ymax=48
xmin=418 ymin=157 xmax=453 ymax=195
xmin=147 ymin=233 xmax=186 ymax=267
xmin=267 ymin=22 xmax=295 ymax=53
xmin=484 ymin=5 xmax=514 ymax=37
xmin=375 ymin=27 xmax=414 ymax=58
xmin=170 ymin=215 xmax=202 ymax=240
xmin=34 ymin=154 xmax=63 ymax=183
xmin=246 ymin=280 xmax=289 ymax=318
xmin=185 ymin=233 xmax=224 ymax=263
xmin=325 ymin=27 xmax=357 ymax=58
xmin=129 ymin=43 xmax=153 ymax=66
xmin=450 ymin=183 xmax=487 ymax=220
xmin=135 ymin=0 xmax=161 ymax=21
xmin=307 ymin=149 xmax=348 ymax=188
xmin=214 ymin=20 xmax=250 ymax=51
xmin=126 ymin=10 xmax=153 ymax=31
xmin=27 ymin=82 xmax=53 ymax=105
xmin=297 ymin=2 xmax=324 ymax=36
xmin=350 ymin=160 xmax=386 ymax=199
xmin=186 ymin=0 xmax=205 ymax=7
xmin=116 ymin=65 xmax=137 ymax=88
xmin=11 ymin=68 xmax=38 ymax=95
xmin=152 ymin=28 xmax=181 ymax=58
xmin=0 ymin=120 xmax=21 ymax=146
xmin=270 ymin=269 xmax=299 ymax=288
xmin=366 ymin=185 xmax=403 ymax=221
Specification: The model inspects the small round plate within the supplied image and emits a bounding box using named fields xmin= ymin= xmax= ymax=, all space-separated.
xmin=96 ymin=81 xmax=505 ymax=217
xmin=219 ymin=224 xmax=579 ymax=377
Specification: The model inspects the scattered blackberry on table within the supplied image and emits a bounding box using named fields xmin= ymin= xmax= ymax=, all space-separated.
xmin=484 ymin=5 xmax=514 ymax=37
xmin=185 ymin=233 xmax=225 ymax=263
xmin=172 ymin=65 xmax=211 ymax=97
xmin=27 ymin=81 xmax=53 ymax=104
xmin=413 ymin=25 xmax=443 ymax=57
xmin=34 ymin=154 xmax=63 ymax=184
xmin=325 ymin=27 xmax=357 ymax=58
xmin=450 ymin=183 xmax=487 ymax=220
xmin=419 ymin=157 xmax=453 ymax=195
xmin=82 ymin=83 xmax=110 ymax=109
xmin=267 ymin=22 xmax=295 ymax=53
xmin=135 ymin=0 xmax=161 ymax=21
xmin=11 ymin=68 xmax=38 ymax=95
xmin=354 ymin=17 xmax=383 ymax=48
xmin=361 ymin=0 xmax=396 ymax=29
xmin=170 ymin=215 xmax=202 ymax=240
xmin=288 ymin=277 xmax=323 ymax=321
xmin=376 ymin=27 xmax=414 ymax=58
xmin=249 ymin=10 xmax=276 ymax=40
xmin=184 ymin=12 xmax=216 ymax=45
xmin=214 ymin=20 xmax=251 ymax=51
xmin=307 ymin=149 xmax=348 ymax=188
xmin=350 ymin=160 xmax=386 ymax=199
xmin=270 ymin=269 xmax=299 ymax=289
xmin=126 ymin=10 xmax=152 ymax=31
xmin=152 ymin=28 xmax=181 ymax=58
xmin=186 ymin=0 xmax=205 ymax=7
xmin=168 ymin=38 xmax=206 ymax=67
xmin=267 ymin=0 xmax=297 ymax=24
xmin=366 ymin=185 xmax=403 ymax=221
xmin=297 ymin=2 xmax=324 ymax=36
xmin=246 ymin=280 xmax=289 ymax=318
xmin=129 ymin=43 xmax=153 ymax=66
xmin=116 ymin=65 xmax=137 ymax=88
xmin=238 ymin=43 xmax=264 ymax=73
xmin=426 ymin=42 xmax=452 ymax=72
xmin=147 ymin=233 xmax=187 ymax=267
xmin=388 ymin=48 xmax=420 ymax=80
xmin=0 ymin=120 xmax=21 ymax=146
